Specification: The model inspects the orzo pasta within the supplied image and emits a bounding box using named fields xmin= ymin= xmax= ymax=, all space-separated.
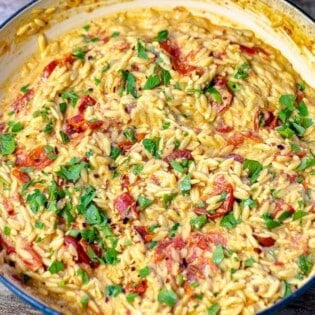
xmin=0 ymin=7 xmax=315 ymax=315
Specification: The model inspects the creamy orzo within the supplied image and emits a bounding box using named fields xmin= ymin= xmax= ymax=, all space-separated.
xmin=0 ymin=7 xmax=315 ymax=315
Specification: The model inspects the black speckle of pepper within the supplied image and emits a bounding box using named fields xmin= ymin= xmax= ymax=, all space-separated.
xmin=277 ymin=144 xmax=285 ymax=150
xmin=122 ymin=217 xmax=129 ymax=224
xmin=88 ymin=55 xmax=93 ymax=61
xmin=131 ymin=266 xmax=135 ymax=271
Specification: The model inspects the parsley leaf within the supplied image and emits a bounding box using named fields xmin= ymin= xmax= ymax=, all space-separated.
xmin=262 ymin=213 xmax=281 ymax=230
xmin=56 ymin=158 xmax=88 ymax=182
xmin=205 ymin=86 xmax=222 ymax=104
xmin=212 ymin=245 xmax=224 ymax=265
xmin=207 ymin=303 xmax=220 ymax=315
xmin=123 ymin=127 xmax=136 ymax=142
xmin=61 ymin=90 xmax=79 ymax=107
xmin=179 ymin=174 xmax=191 ymax=194
xmin=155 ymin=30 xmax=169 ymax=43
xmin=20 ymin=84 xmax=30 ymax=94
xmin=26 ymin=189 xmax=46 ymax=213
xmin=119 ymin=70 xmax=138 ymax=98
xmin=161 ymin=68 xmax=171 ymax=85
xmin=0 ymin=134 xmax=16 ymax=155
xmin=234 ymin=63 xmax=251 ymax=79
xmin=219 ymin=212 xmax=241 ymax=229
xmin=139 ymin=266 xmax=150 ymax=278
xmin=158 ymin=288 xmax=177 ymax=307
xmin=297 ymin=254 xmax=313 ymax=276
xmin=243 ymin=159 xmax=263 ymax=183
xmin=77 ymin=269 xmax=89 ymax=284
xmin=190 ymin=215 xmax=207 ymax=230
xmin=49 ymin=260 xmax=65 ymax=274
xmin=105 ymin=284 xmax=123 ymax=297
xmin=110 ymin=145 xmax=121 ymax=160
xmin=137 ymin=40 xmax=148 ymax=59
xmin=163 ymin=193 xmax=177 ymax=208
xmin=143 ymin=137 xmax=160 ymax=158
xmin=72 ymin=47 xmax=86 ymax=61
xmin=283 ymin=281 xmax=292 ymax=298
xmin=296 ymin=157 xmax=315 ymax=172
xmin=144 ymin=75 xmax=161 ymax=90
xmin=137 ymin=195 xmax=153 ymax=210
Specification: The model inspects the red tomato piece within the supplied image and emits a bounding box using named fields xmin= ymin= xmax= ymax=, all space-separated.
xmin=134 ymin=226 xmax=153 ymax=243
xmin=42 ymin=60 xmax=58 ymax=79
xmin=114 ymin=192 xmax=138 ymax=219
xmin=125 ymin=280 xmax=148 ymax=295
xmin=216 ymin=118 xmax=233 ymax=133
xmin=0 ymin=122 xmax=6 ymax=133
xmin=66 ymin=114 xmax=87 ymax=135
xmin=87 ymin=120 xmax=103 ymax=130
xmin=226 ymin=153 xmax=244 ymax=163
xmin=64 ymin=235 xmax=91 ymax=265
xmin=15 ymin=146 xmax=54 ymax=171
xmin=21 ymin=243 xmax=43 ymax=271
xmin=211 ymin=76 xmax=233 ymax=113
xmin=11 ymin=89 xmax=34 ymax=113
xmin=78 ymin=95 xmax=97 ymax=113
xmin=164 ymin=149 xmax=193 ymax=164
xmin=0 ymin=234 xmax=15 ymax=254
xmin=254 ymin=110 xmax=277 ymax=130
xmin=171 ymin=58 xmax=197 ymax=76
xmin=12 ymin=168 xmax=30 ymax=183
xmin=239 ymin=44 xmax=260 ymax=55
xmin=254 ymin=235 xmax=276 ymax=247
xmin=160 ymin=40 xmax=181 ymax=58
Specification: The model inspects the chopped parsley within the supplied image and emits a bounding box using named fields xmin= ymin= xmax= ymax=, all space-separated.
xmin=205 ymin=86 xmax=222 ymax=104
xmin=137 ymin=40 xmax=148 ymax=59
xmin=155 ymin=29 xmax=169 ymax=42
xmin=119 ymin=70 xmax=138 ymax=98
xmin=61 ymin=90 xmax=79 ymax=107
xmin=219 ymin=212 xmax=241 ymax=229
xmin=72 ymin=47 xmax=86 ymax=61
xmin=234 ymin=63 xmax=251 ymax=79
xmin=157 ymin=288 xmax=177 ymax=307
xmin=26 ymin=189 xmax=47 ymax=213
xmin=126 ymin=293 xmax=138 ymax=303
xmin=262 ymin=212 xmax=281 ymax=230
xmin=207 ymin=303 xmax=221 ymax=315
xmin=137 ymin=195 xmax=153 ymax=210
xmin=297 ymin=254 xmax=313 ymax=276
xmin=56 ymin=158 xmax=89 ymax=182
xmin=20 ymin=84 xmax=30 ymax=94
xmin=0 ymin=134 xmax=16 ymax=155
xmin=109 ymin=145 xmax=122 ymax=160
xmin=144 ymin=74 xmax=161 ymax=90
xmin=132 ymin=164 xmax=143 ymax=175
xmin=179 ymin=174 xmax=191 ymax=194
xmin=212 ymin=245 xmax=224 ymax=265
xmin=49 ymin=260 xmax=65 ymax=274
xmin=143 ymin=137 xmax=160 ymax=158
xmin=243 ymin=159 xmax=263 ymax=183
xmin=283 ymin=281 xmax=292 ymax=298
xmin=139 ymin=266 xmax=150 ymax=278
xmin=190 ymin=215 xmax=208 ymax=230
xmin=123 ymin=127 xmax=136 ymax=142
xmin=163 ymin=193 xmax=177 ymax=208
xmin=77 ymin=269 xmax=89 ymax=285
xmin=105 ymin=284 xmax=123 ymax=297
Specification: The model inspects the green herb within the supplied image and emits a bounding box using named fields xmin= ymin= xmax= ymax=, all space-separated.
xmin=144 ymin=75 xmax=161 ymax=90
xmin=213 ymin=245 xmax=224 ymax=265
xmin=174 ymin=139 xmax=180 ymax=149
xmin=155 ymin=30 xmax=169 ymax=43
xmin=111 ymin=31 xmax=120 ymax=37
xmin=190 ymin=215 xmax=207 ymax=230
xmin=61 ymin=90 xmax=79 ymax=107
xmin=143 ymin=137 xmax=160 ymax=158
xmin=58 ymin=102 xmax=67 ymax=114
xmin=77 ymin=269 xmax=89 ymax=284
xmin=169 ymin=222 xmax=180 ymax=237
xmin=126 ymin=293 xmax=138 ymax=303
xmin=297 ymin=254 xmax=313 ymax=276
xmin=20 ymin=84 xmax=30 ymax=94
xmin=162 ymin=121 xmax=171 ymax=129
xmin=49 ymin=260 xmax=65 ymax=274
xmin=0 ymin=134 xmax=16 ymax=155
xmin=60 ymin=131 xmax=70 ymax=144
xmin=297 ymin=101 xmax=309 ymax=116
xmin=157 ymin=288 xmax=177 ymax=307
xmin=241 ymin=198 xmax=257 ymax=209
xmin=82 ymin=25 xmax=90 ymax=32
xmin=132 ymin=164 xmax=143 ymax=175
xmin=3 ymin=226 xmax=11 ymax=236
xmin=119 ymin=70 xmax=138 ymax=98
xmin=137 ymin=195 xmax=153 ymax=210
xmin=104 ymin=247 xmax=119 ymax=265
xmin=80 ymin=295 xmax=89 ymax=308
xmin=179 ymin=174 xmax=191 ymax=194
xmin=123 ymin=127 xmax=136 ymax=142
xmin=26 ymin=189 xmax=46 ymax=213
xmin=102 ymin=63 xmax=110 ymax=72
xmin=283 ymin=281 xmax=292 ymax=298
xmin=148 ymin=224 xmax=160 ymax=233
xmin=205 ymin=86 xmax=222 ymax=104
xmin=106 ymin=284 xmax=123 ymax=297
xmin=207 ymin=303 xmax=220 ymax=315
xmin=110 ymin=145 xmax=121 ymax=160
xmin=72 ymin=47 xmax=86 ymax=61
xmin=262 ymin=213 xmax=281 ymax=230
xmin=296 ymin=81 xmax=305 ymax=91
xmin=170 ymin=160 xmax=186 ymax=173
xmin=290 ymin=142 xmax=301 ymax=153
xmin=176 ymin=274 xmax=184 ymax=286
xmin=163 ymin=193 xmax=177 ymax=208
xmin=227 ymin=81 xmax=240 ymax=92
xmin=8 ymin=121 xmax=23 ymax=132
xmin=234 ymin=63 xmax=250 ymax=79
xmin=94 ymin=77 xmax=101 ymax=86
xmin=296 ymin=157 xmax=315 ymax=172
xmin=293 ymin=210 xmax=308 ymax=221
xmin=56 ymin=158 xmax=88 ymax=182
xmin=161 ymin=68 xmax=171 ymax=85
xmin=149 ymin=240 xmax=158 ymax=249
xmin=277 ymin=210 xmax=293 ymax=222
xmin=43 ymin=120 xmax=53 ymax=135
xmin=244 ymin=257 xmax=255 ymax=267
xmin=220 ymin=212 xmax=240 ymax=229
xmin=137 ymin=40 xmax=148 ymax=59
xmin=243 ymin=159 xmax=263 ymax=183
xmin=277 ymin=125 xmax=295 ymax=139
xmin=139 ymin=266 xmax=150 ymax=278
xmin=35 ymin=221 xmax=45 ymax=229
